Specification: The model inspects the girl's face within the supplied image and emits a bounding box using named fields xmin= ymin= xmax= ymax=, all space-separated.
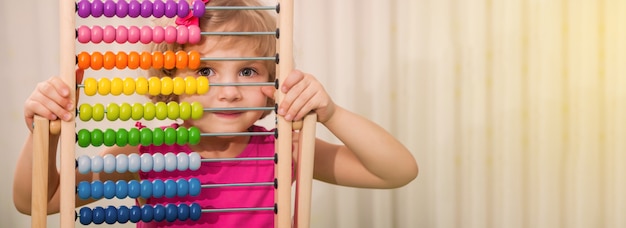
xmin=177 ymin=37 xmax=272 ymax=133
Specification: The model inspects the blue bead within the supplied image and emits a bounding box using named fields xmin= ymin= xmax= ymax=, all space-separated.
xmin=105 ymin=206 xmax=118 ymax=224
xmin=177 ymin=203 xmax=189 ymax=221
xmin=190 ymin=203 xmax=201 ymax=221
xmin=164 ymin=179 xmax=177 ymax=198
xmin=153 ymin=204 xmax=166 ymax=222
xmin=115 ymin=180 xmax=128 ymax=199
xmin=153 ymin=153 xmax=165 ymax=172
xmin=188 ymin=152 xmax=201 ymax=171
xmin=165 ymin=204 xmax=178 ymax=222
xmin=128 ymin=153 xmax=141 ymax=173
xmin=103 ymin=154 xmax=116 ymax=173
xmin=79 ymin=207 xmax=93 ymax=225
xmin=103 ymin=180 xmax=116 ymax=199
xmin=176 ymin=179 xmax=189 ymax=197
xmin=140 ymin=153 xmax=153 ymax=172
xmin=141 ymin=204 xmax=154 ymax=222
xmin=153 ymin=179 xmax=165 ymax=198
xmin=176 ymin=153 xmax=189 ymax=171
xmin=118 ymin=205 xmax=130 ymax=224
xmin=140 ymin=180 xmax=153 ymax=198
xmin=91 ymin=181 xmax=104 ymax=199
xmin=77 ymin=155 xmax=91 ymax=174
xmin=164 ymin=152 xmax=177 ymax=171
xmin=188 ymin=178 xmax=201 ymax=196
xmin=92 ymin=206 xmax=105 ymax=224
xmin=128 ymin=180 xmax=141 ymax=198
xmin=129 ymin=205 xmax=142 ymax=223
xmin=91 ymin=156 xmax=104 ymax=173
xmin=77 ymin=181 xmax=91 ymax=199
xmin=116 ymin=154 xmax=129 ymax=173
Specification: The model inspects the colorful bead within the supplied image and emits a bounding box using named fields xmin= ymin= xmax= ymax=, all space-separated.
xmin=175 ymin=50 xmax=188 ymax=69
xmin=165 ymin=26 xmax=177 ymax=44
xmin=110 ymin=77 xmax=123 ymax=95
xmin=128 ymin=180 xmax=141 ymax=198
xmin=140 ymin=128 xmax=153 ymax=146
xmin=161 ymin=77 xmax=174 ymax=95
xmin=164 ymin=127 xmax=177 ymax=145
xmin=144 ymin=102 xmax=156 ymax=120
xmin=103 ymin=128 xmax=117 ymax=147
xmin=188 ymin=25 xmax=201 ymax=44
xmin=128 ymin=51 xmax=140 ymax=69
xmin=128 ymin=0 xmax=141 ymax=18
xmin=167 ymin=101 xmax=179 ymax=120
xmin=172 ymin=77 xmax=186 ymax=95
xmin=77 ymin=52 xmax=91 ymax=70
xmin=141 ymin=204 xmax=154 ymax=223
xmin=153 ymin=26 xmax=165 ymax=43
xmin=176 ymin=178 xmax=189 ymax=197
xmin=190 ymin=203 xmax=201 ymax=221
xmin=91 ymin=129 xmax=104 ymax=147
xmin=176 ymin=126 xmax=188 ymax=145
xmin=177 ymin=203 xmax=190 ymax=221
xmin=91 ymin=52 xmax=104 ymax=70
xmin=176 ymin=153 xmax=189 ymax=171
xmin=188 ymin=152 xmax=201 ymax=171
xmin=103 ymin=0 xmax=116 ymax=18
xmin=77 ymin=25 xmax=91 ymax=43
xmin=196 ymin=76 xmax=209 ymax=94
xmin=91 ymin=0 xmax=104 ymax=18
xmin=103 ymin=180 xmax=116 ymax=199
xmin=118 ymin=206 xmax=131 ymax=224
xmin=153 ymin=153 xmax=165 ymax=172
xmin=119 ymin=103 xmax=132 ymax=121
xmin=77 ymin=0 xmax=91 ymax=18
xmin=77 ymin=155 xmax=91 ymax=174
xmin=153 ymin=204 xmax=166 ymax=222
xmin=152 ymin=179 xmax=165 ymax=198
xmin=164 ymin=152 xmax=177 ymax=172
xmin=91 ymin=155 xmax=104 ymax=173
xmin=165 ymin=204 xmax=178 ymax=222
xmin=131 ymin=103 xmax=144 ymax=120
xmin=79 ymin=103 xmax=93 ymax=121
xmin=153 ymin=0 xmax=165 ymax=18
xmin=106 ymin=103 xmax=120 ymax=121
xmin=163 ymin=50 xmax=176 ymax=69
xmin=184 ymin=76 xmax=197 ymax=95
xmin=148 ymin=77 xmax=161 ymax=96
xmin=128 ymin=25 xmax=141 ymax=43
xmin=116 ymin=154 xmax=128 ymax=173
xmin=128 ymin=153 xmax=141 ymax=173
xmin=177 ymin=0 xmax=189 ymax=17
xmin=188 ymin=127 xmax=201 ymax=145
xmin=92 ymin=206 xmax=105 ymax=224
xmin=135 ymin=77 xmax=149 ymax=95
xmin=97 ymin=78 xmax=111 ymax=95
xmin=152 ymin=51 xmax=164 ymax=69
xmin=123 ymin=77 xmax=136 ymax=95
xmin=155 ymin=102 xmax=168 ymax=120
xmin=92 ymin=103 xmax=105 ymax=121
xmin=116 ymin=0 xmax=129 ymax=18
xmin=176 ymin=26 xmax=189 ymax=46
xmin=191 ymin=102 xmax=203 ymax=120
xmin=115 ymin=52 xmax=128 ymax=70
xmin=103 ymin=154 xmax=116 ymax=173
xmin=129 ymin=206 xmax=142 ymax=223
xmin=116 ymin=128 xmax=129 ymax=147
xmin=188 ymin=51 xmax=200 ymax=69
xmin=140 ymin=180 xmax=153 ymax=199
xmin=103 ymin=51 xmax=116 ymax=69
xmin=188 ymin=178 xmax=201 ymax=196
xmin=91 ymin=26 xmax=104 ymax=43
xmin=140 ymin=26 xmax=152 ymax=44
xmin=165 ymin=0 xmax=178 ymax=18
xmin=164 ymin=179 xmax=177 ymax=198
xmin=192 ymin=0 xmax=205 ymax=18
xmin=116 ymin=25 xmax=128 ymax=44
xmin=79 ymin=207 xmax=93 ymax=225
xmin=77 ymin=181 xmax=91 ymax=199
xmin=152 ymin=127 xmax=164 ymax=146
xmin=140 ymin=153 xmax=153 ymax=172
xmin=115 ymin=180 xmax=128 ymax=199
xmin=103 ymin=25 xmax=116 ymax=43
xmin=128 ymin=128 xmax=141 ymax=146
xmin=77 ymin=129 xmax=91 ymax=147
xmin=179 ymin=101 xmax=191 ymax=120
xmin=140 ymin=51 xmax=152 ymax=70
xmin=140 ymin=0 xmax=153 ymax=18
xmin=91 ymin=180 xmax=104 ymax=199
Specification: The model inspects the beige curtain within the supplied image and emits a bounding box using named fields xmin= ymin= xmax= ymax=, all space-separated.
xmin=2 ymin=0 xmax=624 ymax=227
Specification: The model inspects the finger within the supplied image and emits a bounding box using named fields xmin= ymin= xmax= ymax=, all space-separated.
xmin=280 ymin=70 xmax=305 ymax=93
xmin=279 ymin=73 xmax=313 ymax=116
xmin=40 ymin=79 xmax=74 ymax=111
xmin=283 ymin=85 xmax=318 ymax=121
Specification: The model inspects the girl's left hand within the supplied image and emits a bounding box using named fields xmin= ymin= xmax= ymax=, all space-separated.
xmin=261 ymin=70 xmax=335 ymax=123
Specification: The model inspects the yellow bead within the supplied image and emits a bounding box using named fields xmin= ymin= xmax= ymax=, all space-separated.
xmin=148 ymin=77 xmax=161 ymax=96
xmin=161 ymin=77 xmax=173 ymax=95
xmin=191 ymin=101 xmax=203 ymax=120
xmin=110 ymin=77 xmax=123 ymax=96
xmin=167 ymin=102 xmax=179 ymax=120
xmin=184 ymin=76 xmax=197 ymax=95
xmin=131 ymin=103 xmax=144 ymax=120
xmin=92 ymin=103 xmax=105 ymax=121
xmin=123 ymin=77 xmax=136 ymax=95
xmin=179 ymin=101 xmax=191 ymax=120
xmin=135 ymin=77 xmax=148 ymax=95
xmin=196 ymin=76 xmax=209 ymax=94
xmin=83 ymin=77 xmax=98 ymax=96
xmin=97 ymin=78 xmax=111 ymax=95
xmin=155 ymin=101 xmax=168 ymax=120
xmin=172 ymin=77 xmax=185 ymax=95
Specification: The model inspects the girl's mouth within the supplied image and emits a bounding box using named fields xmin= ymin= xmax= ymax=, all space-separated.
xmin=213 ymin=112 xmax=243 ymax=118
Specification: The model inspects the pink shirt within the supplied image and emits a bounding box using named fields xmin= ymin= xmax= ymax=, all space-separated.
xmin=137 ymin=125 xmax=275 ymax=228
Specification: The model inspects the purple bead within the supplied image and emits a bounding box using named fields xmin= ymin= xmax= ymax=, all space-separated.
xmin=177 ymin=204 xmax=189 ymax=221
xmin=140 ymin=0 xmax=153 ymax=18
xmin=129 ymin=206 xmax=142 ymax=223
xmin=128 ymin=0 xmax=141 ymax=18
xmin=118 ymin=206 xmax=130 ymax=224
xmin=153 ymin=0 xmax=165 ymax=18
xmin=105 ymin=206 xmax=118 ymax=224
xmin=103 ymin=0 xmax=116 ymax=18
xmin=91 ymin=0 xmax=104 ymax=18
xmin=165 ymin=204 xmax=178 ymax=222
xmin=192 ymin=0 xmax=205 ymax=18
xmin=178 ymin=0 xmax=190 ymax=18
xmin=116 ymin=0 xmax=129 ymax=17
xmin=93 ymin=206 xmax=105 ymax=224
xmin=76 ymin=0 xmax=91 ymax=18
xmin=153 ymin=204 xmax=166 ymax=222
xmin=141 ymin=204 xmax=154 ymax=222
xmin=164 ymin=0 xmax=178 ymax=18
xmin=79 ymin=207 xmax=93 ymax=225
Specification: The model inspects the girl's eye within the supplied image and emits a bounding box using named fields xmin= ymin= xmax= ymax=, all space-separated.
xmin=197 ymin=67 xmax=215 ymax=77
xmin=240 ymin=68 xmax=257 ymax=77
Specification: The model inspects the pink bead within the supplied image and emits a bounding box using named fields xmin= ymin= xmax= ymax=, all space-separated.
xmin=140 ymin=26 xmax=153 ymax=44
xmin=176 ymin=26 xmax=188 ymax=44
xmin=103 ymin=25 xmax=116 ymax=43
xmin=153 ymin=26 xmax=165 ymax=43
xmin=127 ymin=26 xmax=140 ymax=44
xmin=77 ymin=25 xmax=91 ymax=44
xmin=164 ymin=26 xmax=177 ymax=44
xmin=116 ymin=26 xmax=128 ymax=44
xmin=91 ymin=26 xmax=104 ymax=44
xmin=188 ymin=25 xmax=201 ymax=44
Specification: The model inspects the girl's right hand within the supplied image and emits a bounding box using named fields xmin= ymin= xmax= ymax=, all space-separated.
xmin=24 ymin=69 xmax=84 ymax=132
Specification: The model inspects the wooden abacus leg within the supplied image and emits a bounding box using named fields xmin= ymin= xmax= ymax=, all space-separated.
xmin=294 ymin=113 xmax=317 ymax=228
xmin=32 ymin=116 xmax=50 ymax=228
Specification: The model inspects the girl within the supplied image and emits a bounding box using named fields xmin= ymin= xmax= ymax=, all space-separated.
xmin=13 ymin=0 xmax=418 ymax=227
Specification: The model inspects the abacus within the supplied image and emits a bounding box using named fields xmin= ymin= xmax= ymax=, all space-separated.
xmin=30 ymin=0 xmax=316 ymax=227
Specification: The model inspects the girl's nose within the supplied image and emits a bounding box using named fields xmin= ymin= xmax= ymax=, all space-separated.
xmin=216 ymin=84 xmax=242 ymax=102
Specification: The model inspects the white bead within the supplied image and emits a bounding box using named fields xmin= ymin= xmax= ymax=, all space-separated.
xmin=164 ymin=152 xmax=177 ymax=172
xmin=188 ymin=152 xmax=201 ymax=171
xmin=153 ymin=153 xmax=165 ymax=172
xmin=128 ymin=153 xmax=141 ymax=173
xmin=140 ymin=153 xmax=153 ymax=172
xmin=116 ymin=154 xmax=129 ymax=173
xmin=176 ymin=153 xmax=189 ymax=171
xmin=77 ymin=155 xmax=91 ymax=174
xmin=103 ymin=154 xmax=116 ymax=173
xmin=91 ymin=155 xmax=104 ymax=173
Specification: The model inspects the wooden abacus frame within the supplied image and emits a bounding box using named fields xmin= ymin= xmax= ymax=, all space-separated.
xmin=31 ymin=0 xmax=315 ymax=227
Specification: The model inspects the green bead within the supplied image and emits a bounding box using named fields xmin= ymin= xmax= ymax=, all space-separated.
xmin=155 ymin=102 xmax=168 ymax=120
xmin=91 ymin=129 xmax=104 ymax=147
xmin=103 ymin=128 xmax=116 ymax=147
xmin=176 ymin=126 xmax=188 ymax=145
xmin=119 ymin=103 xmax=132 ymax=121
xmin=191 ymin=101 xmax=203 ymax=120
xmin=78 ymin=104 xmax=92 ymax=121
xmin=77 ymin=129 xmax=91 ymax=147
xmin=116 ymin=128 xmax=129 ymax=147
xmin=131 ymin=103 xmax=143 ymax=121
xmin=167 ymin=102 xmax=179 ymax=120
xmin=106 ymin=103 xmax=120 ymax=121
xmin=140 ymin=128 xmax=153 ymax=146
xmin=164 ymin=127 xmax=177 ymax=145
xmin=144 ymin=103 xmax=156 ymax=120
xmin=179 ymin=102 xmax=191 ymax=120
xmin=152 ymin=127 xmax=164 ymax=146
xmin=128 ymin=128 xmax=140 ymax=146
xmin=188 ymin=127 xmax=200 ymax=145
xmin=92 ymin=103 xmax=105 ymax=121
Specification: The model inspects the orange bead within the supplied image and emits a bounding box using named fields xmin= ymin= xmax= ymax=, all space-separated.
xmin=188 ymin=51 xmax=200 ymax=70
xmin=116 ymin=52 xmax=128 ymax=69
xmin=175 ymin=51 xmax=188 ymax=70
xmin=163 ymin=51 xmax=176 ymax=70
xmin=103 ymin=51 xmax=116 ymax=70
xmin=127 ymin=51 xmax=140 ymax=69
xmin=140 ymin=51 xmax=152 ymax=70
xmin=152 ymin=52 xmax=164 ymax=69
xmin=77 ymin=52 xmax=91 ymax=70
xmin=91 ymin=52 xmax=104 ymax=70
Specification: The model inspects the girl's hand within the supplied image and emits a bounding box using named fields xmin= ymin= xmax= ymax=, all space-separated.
xmin=24 ymin=69 xmax=84 ymax=132
xmin=262 ymin=70 xmax=336 ymax=123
